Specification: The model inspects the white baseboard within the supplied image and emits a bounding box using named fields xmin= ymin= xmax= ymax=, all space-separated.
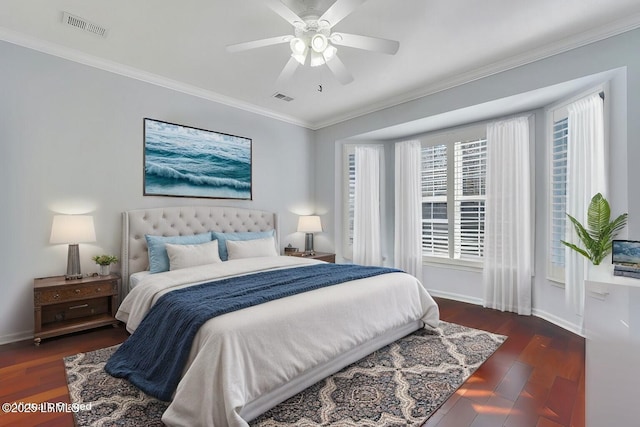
xmin=429 ymin=290 xmax=584 ymax=337
xmin=0 ymin=329 xmax=33 ymax=346
xmin=427 ymin=289 xmax=484 ymax=306
xmin=532 ymin=308 xmax=584 ymax=337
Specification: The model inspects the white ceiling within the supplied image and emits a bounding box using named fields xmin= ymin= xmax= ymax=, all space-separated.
xmin=1 ymin=0 xmax=640 ymax=129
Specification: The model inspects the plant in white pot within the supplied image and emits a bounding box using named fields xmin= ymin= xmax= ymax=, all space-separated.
xmin=561 ymin=193 xmax=627 ymax=265
xmin=92 ymin=254 xmax=118 ymax=276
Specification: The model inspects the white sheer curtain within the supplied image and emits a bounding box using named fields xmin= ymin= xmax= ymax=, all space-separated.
xmin=565 ymin=94 xmax=606 ymax=316
xmin=353 ymin=145 xmax=383 ymax=266
xmin=394 ymin=140 xmax=422 ymax=278
xmin=483 ymin=116 xmax=532 ymax=315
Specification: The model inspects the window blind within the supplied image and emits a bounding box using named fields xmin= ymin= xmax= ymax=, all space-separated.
xmin=421 ymin=145 xmax=449 ymax=256
xmin=454 ymin=138 xmax=487 ymax=259
xmin=347 ymin=152 xmax=356 ymax=246
xmin=550 ymin=117 xmax=568 ymax=280
xmin=421 ymin=137 xmax=487 ymax=260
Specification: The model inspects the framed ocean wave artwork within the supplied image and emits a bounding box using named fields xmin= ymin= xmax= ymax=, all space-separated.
xmin=143 ymin=118 xmax=252 ymax=200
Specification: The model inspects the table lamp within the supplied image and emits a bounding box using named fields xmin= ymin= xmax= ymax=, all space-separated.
xmin=50 ymin=215 xmax=96 ymax=280
xmin=297 ymin=215 xmax=322 ymax=255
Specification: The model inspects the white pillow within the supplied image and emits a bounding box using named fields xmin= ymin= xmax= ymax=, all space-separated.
xmin=165 ymin=240 xmax=222 ymax=271
xmin=226 ymin=236 xmax=278 ymax=260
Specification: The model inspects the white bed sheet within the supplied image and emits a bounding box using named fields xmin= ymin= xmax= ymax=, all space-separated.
xmin=115 ymin=256 xmax=439 ymax=427
xmin=128 ymin=271 xmax=151 ymax=290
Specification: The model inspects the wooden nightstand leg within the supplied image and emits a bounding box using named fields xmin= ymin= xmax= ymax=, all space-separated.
xmin=34 ymin=306 xmax=42 ymax=346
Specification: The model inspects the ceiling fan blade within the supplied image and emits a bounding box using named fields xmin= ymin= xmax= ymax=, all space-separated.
xmin=263 ymin=0 xmax=305 ymax=26
xmin=226 ymin=35 xmax=292 ymax=53
xmin=331 ymin=32 xmax=399 ymax=55
xmin=325 ymin=54 xmax=354 ymax=85
xmin=319 ymin=0 xmax=367 ymax=27
xmin=276 ymin=56 xmax=300 ymax=87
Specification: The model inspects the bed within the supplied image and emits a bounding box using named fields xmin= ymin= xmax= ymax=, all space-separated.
xmin=115 ymin=206 xmax=440 ymax=426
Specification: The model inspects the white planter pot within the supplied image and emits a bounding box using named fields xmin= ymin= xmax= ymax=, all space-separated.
xmin=97 ymin=264 xmax=111 ymax=276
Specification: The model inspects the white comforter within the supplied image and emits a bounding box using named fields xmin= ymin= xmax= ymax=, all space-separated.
xmin=116 ymin=256 xmax=439 ymax=427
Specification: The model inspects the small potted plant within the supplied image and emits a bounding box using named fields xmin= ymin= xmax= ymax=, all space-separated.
xmin=92 ymin=254 xmax=118 ymax=276
xmin=561 ymin=193 xmax=627 ymax=265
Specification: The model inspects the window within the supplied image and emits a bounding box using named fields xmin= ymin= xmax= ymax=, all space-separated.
xmin=422 ymin=127 xmax=487 ymax=263
xmin=421 ymin=145 xmax=449 ymax=256
xmin=549 ymin=115 xmax=568 ymax=282
xmin=547 ymin=88 xmax=606 ymax=283
xmin=342 ymin=144 xmax=385 ymax=259
xmin=342 ymin=145 xmax=356 ymax=258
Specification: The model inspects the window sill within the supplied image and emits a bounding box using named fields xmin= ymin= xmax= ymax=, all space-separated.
xmin=547 ymin=277 xmax=566 ymax=289
xmin=423 ymin=256 xmax=483 ymax=273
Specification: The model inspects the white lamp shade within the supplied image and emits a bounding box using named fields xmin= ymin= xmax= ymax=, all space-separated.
xmin=297 ymin=215 xmax=323 ymax=233
xmin=50 ymin=215 xmax=96 ymax=244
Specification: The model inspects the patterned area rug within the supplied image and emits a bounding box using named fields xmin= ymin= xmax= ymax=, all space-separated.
xmin=64 ymin=322 xmax=505 ymax=427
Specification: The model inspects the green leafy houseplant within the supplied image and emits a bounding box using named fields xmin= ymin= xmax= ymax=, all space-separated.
xmin=561 ymin=193 xmax=628 ymax=265
xmin=91 ymin=255 xmax=118 ymax=266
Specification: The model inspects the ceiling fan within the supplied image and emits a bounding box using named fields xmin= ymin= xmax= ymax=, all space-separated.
xmin=226 ymin=0 xmax=399 ymax=85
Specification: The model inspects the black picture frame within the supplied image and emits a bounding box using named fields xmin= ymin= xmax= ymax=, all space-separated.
xmin=143 ymin=118 xmax=252 ymax=200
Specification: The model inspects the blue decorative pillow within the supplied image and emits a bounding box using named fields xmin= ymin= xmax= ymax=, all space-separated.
xmin=211 ymin=230 xmax=276 ymax=261
xmin=145 ymin=232 xmax=212 ymax=273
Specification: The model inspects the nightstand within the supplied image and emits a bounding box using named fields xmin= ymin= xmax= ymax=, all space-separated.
xmin=33 ymin=274 xmax=120 ymax=345
xmin=286 ymin=251 xmax=336 ymax=263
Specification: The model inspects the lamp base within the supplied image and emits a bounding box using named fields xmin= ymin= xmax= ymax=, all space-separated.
xmin=65 ymin=244 xmax=83 ymax=280
xmin=304 ymin=233 xmax=315 ymax=256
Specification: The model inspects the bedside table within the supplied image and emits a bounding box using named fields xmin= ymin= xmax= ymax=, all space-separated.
xmin=286 ymin=251 xmax=336 ymax=263
xmin=33 ymin=274 xmax=120 ymax=345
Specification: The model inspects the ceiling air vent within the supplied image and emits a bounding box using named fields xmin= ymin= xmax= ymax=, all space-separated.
xmin=272 ymin=92 xmax=294 ymax=102
xmin=61 ymin=12 xmax=108 ymax=37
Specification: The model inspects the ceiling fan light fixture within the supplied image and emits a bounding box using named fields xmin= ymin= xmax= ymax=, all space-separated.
xmin=290 ymin=37 xmax=307 ymax=55
xmin=318 ymin=19 xmax=331 ymax=29
xmin=226 ymin=0 xmax=398 ymax=86
xmin=311 ymin=34 xmax=328 ymax=53
xmin=292 ymin=53 xmax=307 ymax=65
xmin=310 ymin=50 xmax=325 ymax=67
xmin=322 ymin=44 xmax=337 ymax=62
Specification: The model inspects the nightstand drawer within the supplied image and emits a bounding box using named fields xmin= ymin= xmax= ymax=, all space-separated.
xmin=36 ymin=280 xmax=117 ymax=305
xmin=41 ymin=297 xmax=109 ymax=324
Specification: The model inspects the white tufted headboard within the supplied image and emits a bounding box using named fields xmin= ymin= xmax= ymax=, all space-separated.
xmin=121 ymin=206 xmax=278 ymax=299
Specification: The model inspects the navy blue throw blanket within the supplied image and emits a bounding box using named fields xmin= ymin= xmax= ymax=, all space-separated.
xmin=105 ymin=263 xmax=400 ymax=401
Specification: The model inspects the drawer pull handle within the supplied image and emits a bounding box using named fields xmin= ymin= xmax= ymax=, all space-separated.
xmin=75 ymin=289 xmax=81 ymax=294
xmin=69 ymin=304 xmax=89 ymax=310
xmin=53 ymin=293 xmax=60 ymax=299
xmin=97 ymin=288 xmax=101 ymax=292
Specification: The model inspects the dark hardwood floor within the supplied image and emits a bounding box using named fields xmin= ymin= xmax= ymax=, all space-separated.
xmin=0 ymin=297 xmax=584 ymax=427
xmin=425 ymin=298 xmax=584 ymax=427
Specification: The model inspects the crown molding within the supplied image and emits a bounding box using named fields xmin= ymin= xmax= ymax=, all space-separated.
xmin=310 ymin=12 xmax=640 ymax=130
xmin=2 ymin=11 xmax=640 ymax=132
xmin=0 ymin=26 xmax=314 ymax=129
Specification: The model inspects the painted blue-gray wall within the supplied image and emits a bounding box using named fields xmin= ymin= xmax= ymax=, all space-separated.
xmin=0 ymin=40 xmax=315 ymax=343
xmin=314 ymin=28 xmax=640 ymax=333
